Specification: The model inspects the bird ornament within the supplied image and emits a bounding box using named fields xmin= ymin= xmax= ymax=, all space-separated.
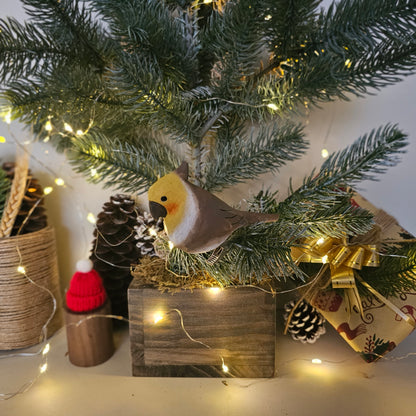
xmin=148 ymin=162 xmax=280 ymax=254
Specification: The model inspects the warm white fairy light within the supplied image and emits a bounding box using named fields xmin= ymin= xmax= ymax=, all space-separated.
xmin=76 ymin=129 xmax=84 ymax=136
xmin=17 ymin=266 xmax=26 ymax=274
xmin=45 ymin=120 xmax=53 ymax=131
xmin=312 ymin=358 xmax=322 ymax=364
xmin=209 ymin=287 xmax=221 ymax=295
xmin=54 ymin=177 xmax=65 ymax=187
xmin=264 ymin=14 xmax=272 ymax=20
xmin=321 ymin=148 xmax=329 ymax=158
xmin=168 ymin=241 xmax=175 ymax=250
xmin=42 ymin=343 xmax=50 ymax=356
xmin=222 ymin=362 xmax=229 ymax=373
xmin=153 ymin=312 xmax=165 ymax=324
xmin=64 ymin=123 xmax=73 ymax=133
xmin=148 ymin=227 xmax=158 ymax=237
xmin=90 ymin=168 xmax=98 ymax=177
xmin=43 ymin=186 xmax=53 ymax=195
xmin=87 ymin=212 xmax=97 ymax=224
xmin=39 ymin=363 xmax=48 ymax=374
xmin=316 ymin=237 xmax=325 ymax=245
xmin=267 ymin=103 xmax=279 ymax=111
xmin=4 ymin=111 xmax=12 ymax=124
xmin=321 ymin=255 xmax=329 ymax=264
xmin=0 ymin=136 xmax=6 ymax=143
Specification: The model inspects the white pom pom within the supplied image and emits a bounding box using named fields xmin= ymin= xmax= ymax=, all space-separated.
xmin=76 ymin=259 xmax=93 ymax=273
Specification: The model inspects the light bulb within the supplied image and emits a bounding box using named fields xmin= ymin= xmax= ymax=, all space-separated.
xmin=0 ymin=136 xmax=6 ymax=143
xmin=316 ymin=237 xmax=325 ymax=245
xmin=312 ymin=358 xmax=322 ymax=364
xmin=45 ymin=120 xmax=53 ymax=131
xmin=42 ymin=343 xmax=50 ymax=355
xmin=54 ymin=178 xmax=65 ymax=187
xmin=267 ymin=103 xmax=278 ymax=111
xmin=17 ymin=266 xmax=26 ymax=274
xmin=321 ymin=148 xmax=329 ymax=158
xmin=43 ymin=186 xmax=53 ymax=195
xmin=148 ymin=227 xmax=158 ymax=237
xmin=64 ymin=123 xmax=73 ymax=133
xmin=4 ymin=111 xmax=12 ymax=124
xmin=153 ymin=312 xmax=164 ymax=324
xmin=39 ymin=363 xmax=48 ymax=374
xmin=87 ymin=213 xmax=96 ymax=224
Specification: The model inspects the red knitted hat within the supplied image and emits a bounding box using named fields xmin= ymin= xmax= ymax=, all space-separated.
xmin=66 ymin=260 xmax=107 ymax=312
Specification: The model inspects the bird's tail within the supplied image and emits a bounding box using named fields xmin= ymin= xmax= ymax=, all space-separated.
xmin=245 ymin=211 xmax=280 ymax=225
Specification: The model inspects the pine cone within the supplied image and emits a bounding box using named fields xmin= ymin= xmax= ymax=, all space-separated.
xmin=135 ymin=211 xmax=163 ymax=257
xmin=2 ymin=162 xmax=48 ymax=235
xmin=284 ymin=299 xmax=326 ymax=344
xmin=90 ymin=194 xmax=143 ymax=318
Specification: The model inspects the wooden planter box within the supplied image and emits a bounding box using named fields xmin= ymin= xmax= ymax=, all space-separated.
xmin=128 ymin=277 xmax=276 ymax=378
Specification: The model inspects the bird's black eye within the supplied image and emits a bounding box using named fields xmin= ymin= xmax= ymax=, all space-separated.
xmin=161 ymin=196 xmax=167 ymax=202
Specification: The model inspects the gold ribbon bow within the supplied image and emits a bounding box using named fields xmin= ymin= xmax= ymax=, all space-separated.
xmin=292 ymin=237 xmax=379 ymax=317
xmin=288 ymin=236 xmax=414 ymax=329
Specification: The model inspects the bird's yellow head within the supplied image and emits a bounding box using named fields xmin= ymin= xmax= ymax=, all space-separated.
xmin=148 ymin=162 xmax=189 ymax=233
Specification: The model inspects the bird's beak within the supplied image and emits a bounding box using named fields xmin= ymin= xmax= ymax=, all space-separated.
xmin=149 ymin=201 xmax=167 ymax=220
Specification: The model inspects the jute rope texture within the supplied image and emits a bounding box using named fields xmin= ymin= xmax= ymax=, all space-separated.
xmin=0 ymin=226 xmax=62 ymax=349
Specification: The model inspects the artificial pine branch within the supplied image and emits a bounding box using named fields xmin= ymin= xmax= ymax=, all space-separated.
xmin=360 ymin=241 xmax=416 ymax=297
xmin=67 ymin=130 xmax=181 ymax=193
xmin=203 ymin=122 xmax=307 ymax=191
xmin=0 ymin=0 xmax=415 ymax=289
xmin=290 ymin=0 xmax=416 ymax=102
xmin=261 ymin=0 xmax=322 ymax=61
xmin=21 ymin=0 xmax=110 ymax=72
xmin=278 ymin=124 xmax=408 ymax=222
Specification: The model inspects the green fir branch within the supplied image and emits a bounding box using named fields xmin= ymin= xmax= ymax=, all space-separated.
xmin=21 ymin=0 xmax=111 ymax=72
xmin=204 ymin=122 xmax=307 ymax=191
xmin=261 ymin=0 xmax=322 ymax=61
xmin=291 ymin=0 xmax=416 ymax=102
xmin=360 ymin=241 xmax=416 ymax=297
xmin=92 ymin=0 xmax=200 ymax=87
xmin=0 ymin=18 xmax=65 ymax=83
xmin=165 ymin=221 xmax=305 ymax=285
xmin=278 ymin=124 xmax=408 ymax=222
xmin=67 ymin=130 xmax=181 ymax=193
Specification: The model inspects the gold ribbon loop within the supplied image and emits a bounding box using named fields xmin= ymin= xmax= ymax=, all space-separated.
xmin=290 ymin=236 xmax=382 ymax=321
xmin=288 ymin=236 xmax=415 ymax=334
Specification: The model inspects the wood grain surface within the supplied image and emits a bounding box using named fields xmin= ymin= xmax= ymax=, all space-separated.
xmin=128 ymin=280 xmax=276 ymax=377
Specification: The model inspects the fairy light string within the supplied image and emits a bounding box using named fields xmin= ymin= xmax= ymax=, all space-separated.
xmin=1 ymin=119 xmax=416 ymax=400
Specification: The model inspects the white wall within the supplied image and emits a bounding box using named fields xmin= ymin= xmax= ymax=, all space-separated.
xmin=1 ymin=1 xmax=415 ymax=289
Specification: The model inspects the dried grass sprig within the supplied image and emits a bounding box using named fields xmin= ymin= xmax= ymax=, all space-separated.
xmin=0 ymin=151 xmax=29 ymax=238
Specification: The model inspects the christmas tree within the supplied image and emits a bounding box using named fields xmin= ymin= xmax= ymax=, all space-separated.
xmin=0 ymin=0 xmax=415 ymax=290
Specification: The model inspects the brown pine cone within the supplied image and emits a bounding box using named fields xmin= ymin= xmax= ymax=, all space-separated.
xmin=2 ymin=162 xmax=48 ymax=235
xmin=90 ymin=194 xmax=141 ymax=318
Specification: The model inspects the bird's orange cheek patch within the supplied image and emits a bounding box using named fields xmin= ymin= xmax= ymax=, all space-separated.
xmin=166 ymin=202 xmax=179 ymax=215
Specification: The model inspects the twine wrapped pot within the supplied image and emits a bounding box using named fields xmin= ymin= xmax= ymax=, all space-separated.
xmin=0 ymin=226 xmax=63 ymax=349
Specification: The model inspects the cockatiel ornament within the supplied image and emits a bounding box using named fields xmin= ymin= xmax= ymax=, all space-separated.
xmin=148 ymin=162 xmax=280 ymax=254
